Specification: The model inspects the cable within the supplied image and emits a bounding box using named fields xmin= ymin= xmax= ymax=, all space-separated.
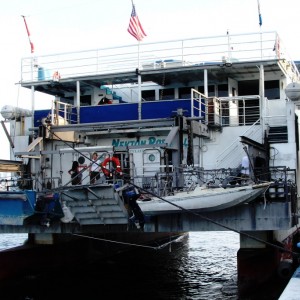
xmin=40 ymin=126 xmax=300 ymax=257
xmin=71 ymin=232 xmax=184 ymax=250
xmin=132 ymin=182 xmax=300 ymax=258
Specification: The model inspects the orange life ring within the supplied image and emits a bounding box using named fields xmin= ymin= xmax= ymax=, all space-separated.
xmin=101 ymin=156 xmax=122 ymax=177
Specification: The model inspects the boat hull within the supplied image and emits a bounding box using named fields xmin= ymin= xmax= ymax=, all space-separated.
xmin=138 ymin=183 xmax=270 ymax=215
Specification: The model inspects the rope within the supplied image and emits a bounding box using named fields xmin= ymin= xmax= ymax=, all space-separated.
xmin=71 ymin=233 xmax=184 ymax=250
xmin=132 ymin=182 xmax=300 ymax=258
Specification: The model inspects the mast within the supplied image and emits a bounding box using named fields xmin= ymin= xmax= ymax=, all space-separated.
xmin=21 ymin=15 xmax=36 ymax=133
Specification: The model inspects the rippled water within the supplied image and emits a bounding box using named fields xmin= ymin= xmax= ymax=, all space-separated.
xmin=0 ymin=233 xmax=28 ymax=251
xmin=0 ymin=231 xmax=240 ymax=299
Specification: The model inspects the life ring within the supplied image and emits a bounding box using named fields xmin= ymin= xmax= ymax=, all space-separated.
xmin=101 ymin=156 xmax=122 ymax=177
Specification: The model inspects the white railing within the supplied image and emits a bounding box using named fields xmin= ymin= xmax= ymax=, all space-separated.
xmin=51 ymin=100 xmax=77 ymax=125
xmin=20 ymin=31 xmax=299 ymax=83
xmin=191 ymin=89 xmax=207 ymax=121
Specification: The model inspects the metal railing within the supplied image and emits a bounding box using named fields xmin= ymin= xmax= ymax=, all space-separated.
xmin=20 ymin=31 xmax=299 ymax=83
xmin=51 ymin=100 xmax=77 ymax=125
xmin=191 ymin=93 xmax=262 ymax=128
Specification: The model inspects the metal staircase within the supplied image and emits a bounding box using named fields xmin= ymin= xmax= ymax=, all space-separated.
xmin=61 ymin=185 xmax=129 ymax=225
xmin=267 ymin=126 xmax=288 ymax=143
xmin=215 ymin=120 xmax=263 ymax=169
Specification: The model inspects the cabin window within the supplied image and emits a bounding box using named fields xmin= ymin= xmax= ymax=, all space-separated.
xmin=238 ymin=80 xmax=280 ymax=100
xmin=217 ymin=84 xmax=229 ymax=97
xmin=80 ymin=95 xmax=91 ymax=106
xmin=238 ymin=80 xmax=259 ymax=96
xmin=159 ymin=88 xmax=174 ymax=100
xmin=198 ymin=85 xmax=215 ymax=96
xmin=142 ymin=90 xmax=156 ymax=101
xmin=179 ymin=87 xmax=192 ymax=99
xmin=60 ymin=97 xmax=74 ymax=105
xmin=265 ymin=80 xmax=280 ymax=99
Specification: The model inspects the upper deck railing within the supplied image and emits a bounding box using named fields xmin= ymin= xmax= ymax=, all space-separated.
xmin=20 ymin=31 xmax=299 ymax=83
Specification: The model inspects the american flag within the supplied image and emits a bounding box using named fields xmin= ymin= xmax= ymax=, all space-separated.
xmin=127 ymin=3 xmax=146 ymax=41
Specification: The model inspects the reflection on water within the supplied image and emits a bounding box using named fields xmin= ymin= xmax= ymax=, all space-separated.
xmin=0 ymin=232 xmax=240 ymax=300
xmin=0 ymin=233 xmax=28 ymax=251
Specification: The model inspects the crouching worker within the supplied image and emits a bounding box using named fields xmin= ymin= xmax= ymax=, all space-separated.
xmin=68 ymin=161 xmax=82 ymax=185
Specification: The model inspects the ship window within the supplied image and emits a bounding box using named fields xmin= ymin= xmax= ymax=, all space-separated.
xmin=159 ymin=88 xmax=174 ymax=100
xmin=238 ymin=80 xmax=279 ymax=99
xmin=80 ymin=95 xmax=91 ymax=106
xmin=198 ymin=85 xmax=215 ymax=96
xmin=238 ymin=80 xmax=259 ymax=96
xmin=179 ymin=87 xmax=192 ymax=99
xmin=218 ymin=84 xmax=228 ymax=97
xmin=142 ymin=90 xmax=156 ymax=101
xmin=265 ymin=80 xmax=280 ymax=99
xmin=60 ymin=97 xmax=73 ymax=105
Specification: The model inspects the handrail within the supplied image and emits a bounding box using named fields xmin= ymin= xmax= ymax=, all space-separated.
xmin=51 ymin=100 xmax=77 ymax=125
xmin=215 ymin=119 xmax=262 ymax=169
xmin=191 ymin=89 xmax=207 ymax=121
xmin=21 ymin=31 xmax=299 ymax=83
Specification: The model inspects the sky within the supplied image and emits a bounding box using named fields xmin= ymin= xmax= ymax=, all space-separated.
xmin=0 ymin=0 xmax=299 ymax=160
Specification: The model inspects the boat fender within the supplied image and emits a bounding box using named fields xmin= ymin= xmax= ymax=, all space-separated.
xmin=277 ymin=259 xmax=293 ymax=280
xmin=60 ymin=203 xmax=74 ymax=223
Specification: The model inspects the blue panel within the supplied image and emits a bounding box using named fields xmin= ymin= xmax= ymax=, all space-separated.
xmin=25 ymin=190 xmax=36 ymax=208
xmin=142 ymin=100 xmax=191 ymax=119
xmin=34 ymin=99 xmax=196 ymax=125
xmin=80 ymin=104 xmax=139 ymax=123
xmin=0 ymin=191 xmax=36 ymax=225
xmin=34 ymin=110 xmax=50 ymax=127
xmin=192 ymin=99 xmax=206 ymax=118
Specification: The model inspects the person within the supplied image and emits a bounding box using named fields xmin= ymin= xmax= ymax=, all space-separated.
xmin=97 ymin=96 xmax=113 ymax=105
xmin=90 ymin=152 xmax=101 ymax=184
xmin=241 ymin=155 xmax=250 ymax=177
xmin=68 ymin=161 xmax=82 ymax=185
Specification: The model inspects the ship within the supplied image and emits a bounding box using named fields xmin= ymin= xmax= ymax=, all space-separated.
xmin=0 ymin=31 xmax=299 ymax=295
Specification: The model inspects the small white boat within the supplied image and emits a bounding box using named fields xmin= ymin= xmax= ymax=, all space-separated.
xmin=137 ymin=182 xmax=271 ymax=215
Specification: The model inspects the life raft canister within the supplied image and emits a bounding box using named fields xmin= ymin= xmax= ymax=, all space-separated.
xmin=101 ymin=156 xmax=123 ymax=177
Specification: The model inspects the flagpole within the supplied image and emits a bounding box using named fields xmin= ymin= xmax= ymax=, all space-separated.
xmin=22 ymin=15 xmax=36 ymax=132
xmin=257 ymin=0 xmax=264 ymax=133
xmin=138 ymin=41 xmax=142 ymax=120
xmin=127 ymin=0 xmax=146 ymax=120
xmin=132 ymin=0 xmax=141 ymax=120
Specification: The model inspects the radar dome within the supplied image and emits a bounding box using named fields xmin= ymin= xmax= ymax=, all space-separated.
xmin=285 ymin=82 xmax=300 ymax=101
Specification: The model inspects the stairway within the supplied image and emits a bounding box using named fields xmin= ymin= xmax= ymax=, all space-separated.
xmin=61 ymin=185 xmax=129 ymax=225
xmin=267 ymin=126 xmax=288 ymax=143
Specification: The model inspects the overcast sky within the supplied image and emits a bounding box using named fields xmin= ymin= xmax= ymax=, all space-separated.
xmin=0 ymin=0 xmax=299 ymax=159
